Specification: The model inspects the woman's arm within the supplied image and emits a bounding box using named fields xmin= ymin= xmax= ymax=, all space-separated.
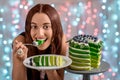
xmin=12 ymin=35 xmax=28 ymax=80
xmin=61 ymin=34 xmax=68 ymax=56
xmin=45 ymin=34 xmax=68 ymax=80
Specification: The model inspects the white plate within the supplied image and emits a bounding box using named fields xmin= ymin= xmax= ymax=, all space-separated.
xmin=23 ymin=54 xmax=72 ymax=70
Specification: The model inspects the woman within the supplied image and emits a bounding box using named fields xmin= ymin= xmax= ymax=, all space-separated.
xmin=12 ymin=4 xmax=67 ymax=80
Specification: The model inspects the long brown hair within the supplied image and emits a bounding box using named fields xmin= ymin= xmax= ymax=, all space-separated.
xmin=25 ymin=4 xmax=63 ymax=56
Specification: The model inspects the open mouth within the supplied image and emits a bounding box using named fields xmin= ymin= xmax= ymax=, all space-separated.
xmin=33 ymin=38 xmax=47 ymax=46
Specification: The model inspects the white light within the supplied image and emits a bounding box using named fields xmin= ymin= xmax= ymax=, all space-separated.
xmin=51 ymin=4 xmax=55 ymax=7
xmin=115 ymin=32 xmax=119 ymax=36
xmin=24 ymin=6 xmax=28 ymax=9
xmin=3 ymin=40 xmax=7 ymax=44
xmin=78 ymin=30 xmax=83 ymax=34
xmin=0 ymin=34 xmax=3 ymax=38
xmin=19 ymin=4 xmax=23 ymax=8
xmin=76 ymin=18 xmax=80 ymax=22
xmin=101 ymin=5 xmax=106 ymax=9
xmin=102 ymin=0 xmax=107 ymax=3
xmin=104 ymin=23 xmax=108 ymax=28
xmin=0 ymin=17 xmax=3 ymax=21
xmin=0 ymin=8 xmax=4 ymax=13
xmin=3 ymin=69 xmax=8 ymax=75
xmin=102 ymin=29 xmax=107 ymax=33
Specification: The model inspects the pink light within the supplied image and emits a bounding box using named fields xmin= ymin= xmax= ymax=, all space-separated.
xmin=100 ymin=74 xmax=105 ymax=78
xmin=67 ymin=29 xmax=71 ymax=33
xmin=91 ymin=21 xmax=95 ymax=26
xmin=65 ymin=1 xmax=70 ymax=7
xmin=108 ymin=68 xmax=112 ymax=72
xmin=64 ymin=18 xmax=68 ymax=22
xmin=93 ymin=8 xmax=97 ymax=13
xmin=94 ymin=32 xmax=98 ymax=36
xmin=22 ymin=0 xmax=26 ymax=5
xmin=86 ymin=10 xmax=91 ymax=14
xmin=93 ymin=75 xmax=99 ymax=80
xmin=60 ymin=6 xmax=68 ymax=12
xmin=67 ymin=34 xmax=71 ymax=38
xmin=68 ymin=12 xmax=71 ymax=16
xmin=93 ymin=15 xmax=97 ymax=18
xmin=86 ymin=18 xmax=90 ymax=24
xmin=94 ymin=28 xmax=99 ymax=32
xmin=112 ymin=72 xmax=116 ymax=76
xmin=87 ymin=1 xmax=91 ymax=8
xmin=81 ymin=25 xmax=85 ymax=29
xmin=68 ymin=25 xmax=71 ymax=28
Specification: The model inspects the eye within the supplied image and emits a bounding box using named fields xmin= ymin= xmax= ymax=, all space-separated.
xmin=43 ymin=25 xmax=51 ymax=30
xmin=31 ymin=24 xmax=37 ymax=29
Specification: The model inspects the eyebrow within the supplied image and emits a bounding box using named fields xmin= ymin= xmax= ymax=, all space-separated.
xmin=31 ymin=22 xmax=51 ymax=25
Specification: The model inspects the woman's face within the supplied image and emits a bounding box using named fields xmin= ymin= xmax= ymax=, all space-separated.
xmin=30 ymin=13 xmax=53 ymax=50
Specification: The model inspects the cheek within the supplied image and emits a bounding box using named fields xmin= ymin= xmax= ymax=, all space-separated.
xmin=30 ymin=30 xmax=34 ymax=39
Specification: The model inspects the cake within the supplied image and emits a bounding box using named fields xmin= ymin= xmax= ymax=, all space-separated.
xmin=30 ymin=55 xmax=65 ymax=67
xmin=69 ymin=34 xmax=103 ymax=71
xmin=33 ymin=39 xmax=45 ymax=46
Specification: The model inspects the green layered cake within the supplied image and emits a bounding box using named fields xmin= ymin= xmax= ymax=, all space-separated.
xmin=69 ymin=34 xmax=103 ymax=71
xmin=30 ymin=55 xmax=65 ymax=67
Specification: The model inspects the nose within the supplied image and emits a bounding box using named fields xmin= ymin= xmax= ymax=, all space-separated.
xmin=36 ymin=28 xmax=44 ymax=38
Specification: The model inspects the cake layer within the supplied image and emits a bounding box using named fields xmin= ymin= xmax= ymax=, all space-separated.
xmin=70 ymin=40 xmax=89 ymax=50
xmin=88 ymin=41 xmax=103 ymax=48
xmin=69 ymin=55 xmax=91 ymax=63
xmin=69 ymin=51 xmax=90 ymax=58
xmin=69 ymin=46 xmax=90 ymax=54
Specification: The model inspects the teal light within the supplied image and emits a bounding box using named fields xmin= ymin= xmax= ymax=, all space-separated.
xmin=112 ymin=46 xmax=118 ymax=52
xmin=111 ymin=14 xmax=118 ymax=21
xmin=78 ymin=2 xmax=83 ymax=6
xmin=72 ymin=21 xmax=78 ymax=26
xmin=2 ymin=25 xmax=6 ymax=29
xmin=114 ymin=24 xmax=118 ymax=28
xmin=4 ymin=46 xmax=10 ymax=53
xmin=114 ymin=38 xmax=119 ymax=43
xmin=3 ymin=55 xmax=10 ymax=61
xmin=0 ymin=18 xmax=3 ymax=21
xmin=108 ymin=6 xmax=112 ymax=11
xmin=0 ymin=8 xmax=4 ymax=13
xmin=114 ymin=54 xmax=118 ymax=58
xmin=0 ymin=34 xmax=3 ymax=38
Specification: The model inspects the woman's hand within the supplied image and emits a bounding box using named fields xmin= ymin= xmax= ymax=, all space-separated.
xmin=13 ymin=40 xmax=28 ymax=61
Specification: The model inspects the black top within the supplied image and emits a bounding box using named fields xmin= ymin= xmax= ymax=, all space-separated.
xmin=20 ymin=32 xmax=48 ymax=80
